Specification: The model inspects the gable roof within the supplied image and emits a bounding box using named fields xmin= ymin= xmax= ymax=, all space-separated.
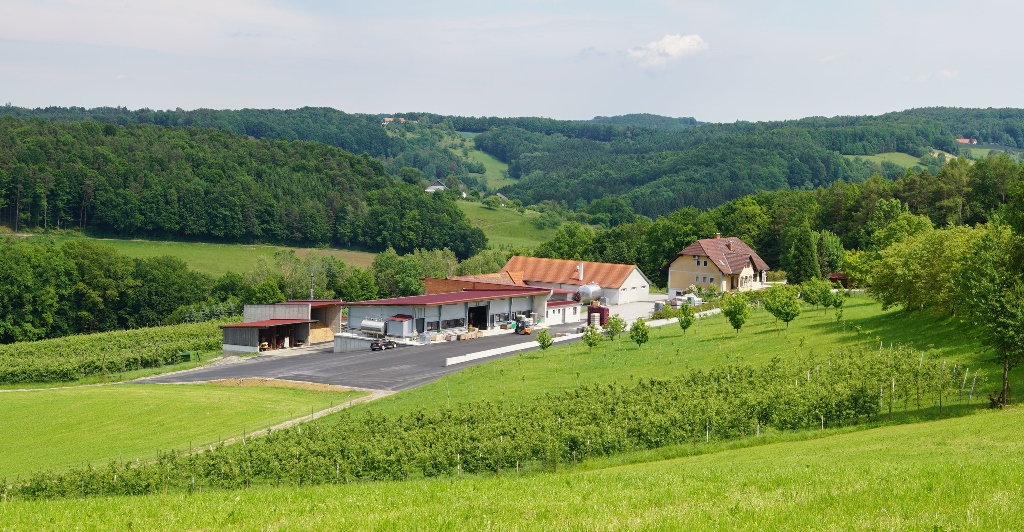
xmin=672 ymin=237 xmax=770 ymax=274
xmin=449 ymin=272 xmax=525 ymax=285
xmin=500 ymin=256 xmax=644 ymax=289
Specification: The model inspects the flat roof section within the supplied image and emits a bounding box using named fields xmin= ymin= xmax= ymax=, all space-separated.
xmin=344 ymin=288 xmax=551 ymax=307
xmin=221 ymin=319 xmax=317 ymax=329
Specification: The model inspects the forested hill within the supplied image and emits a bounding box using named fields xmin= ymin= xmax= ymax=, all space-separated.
xmin=481 ymin=114 xmax=961 ymax=216
xmin=899 ymin=107 xmax=1024 ymax=148
xmin=0 ymin=117 xmax=486 ymax=258
xmin=587 ymin=113 xmax=704 ymax=130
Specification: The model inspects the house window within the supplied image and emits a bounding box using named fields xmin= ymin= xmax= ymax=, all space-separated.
xmin=573 ymin=307 xmax=577 ymax=315
xmin=695 ymin=276 xmax=699 ymax=283
xmin=704 ymin=260 xmax=708 ymax=267
xmin=710 ymin=277 xmax=714 ymax=283
xmin=703 ymin=276 xmax=707 ymax=283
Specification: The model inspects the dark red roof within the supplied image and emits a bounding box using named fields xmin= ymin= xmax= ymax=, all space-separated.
xmin=670 ymin=237 xmax=770 ymax=273
xmin=221 ymin=319 xmax=316 ymax=329
xmin=344 ymin=288 xmax=550 ymax=307
xmin=284 ymin=300 xmax=343 ymax=308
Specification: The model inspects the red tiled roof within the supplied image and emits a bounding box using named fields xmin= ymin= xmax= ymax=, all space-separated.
xmin=221 ymin=319 xmax=316 ymax=329
xmin=500 ymin=256 xmax=642 ymax=289
xmin=672 ymin=237 xmax=770 ymax=274
xmin=343 ymin=288 xmax=550 ymax=307
xmin=449 ymin=272 xmax=525 ymax=285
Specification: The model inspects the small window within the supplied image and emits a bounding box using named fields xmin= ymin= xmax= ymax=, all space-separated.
xmin=695 ymin=276 xmax=699 ymax=282
xmin=693 ymin=255 xmax=699 ymax=259
xmin=703 ymin=276 xmax=707 ymax=283
xmin=710 ymin=277 xmax=714 ymax=283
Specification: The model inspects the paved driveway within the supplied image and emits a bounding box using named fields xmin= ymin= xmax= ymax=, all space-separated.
xmin=135 ymin=323 xmax=583 ymax=391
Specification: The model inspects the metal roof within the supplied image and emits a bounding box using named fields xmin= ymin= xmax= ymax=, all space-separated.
xmin=283 ymin=300 xmax=343 ymax=308
xmin=221 ymin=319 xmax=317 ymax=329
xmin=343 ymin=288 xmax=550 ymax=307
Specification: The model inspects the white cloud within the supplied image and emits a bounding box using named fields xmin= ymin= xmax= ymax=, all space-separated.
xmin=818 ymin=54 xmax=838 ymax=64
xmin=628 ymin=33 xmax=708 ymax=68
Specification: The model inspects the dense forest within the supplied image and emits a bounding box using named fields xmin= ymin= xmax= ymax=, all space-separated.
xmin=900 ymin=107 xmax=1024 ymax=148
xmin=0 ymin=117 xmax=485 ymax=258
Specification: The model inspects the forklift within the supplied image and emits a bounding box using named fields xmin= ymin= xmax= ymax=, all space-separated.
xmin=514 ymin=316 xmax=533 ymax=335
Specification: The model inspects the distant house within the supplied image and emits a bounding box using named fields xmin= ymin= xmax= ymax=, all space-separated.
xmin=956 ymin=138 xmax=978 ymax=145
xmin=424 ymin=179 xmax=447 ymax=193
xmin=664 ymin=234 xmax=770 ymax=296
xmin=495 ymin=192 xmax=509 ymax=206
xmin=381 ymin=117 xmax=406 ymax=126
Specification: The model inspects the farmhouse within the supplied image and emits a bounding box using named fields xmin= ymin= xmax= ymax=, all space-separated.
xmin=424 ymin=179 xmax=447 ymax=193
xmin=500 ymin=256 xmax=651 ymax=305
xmin=221 ymin=300 xmax=343 ymax=355
xmin=665 ymin=234 xmax=770 ymax=296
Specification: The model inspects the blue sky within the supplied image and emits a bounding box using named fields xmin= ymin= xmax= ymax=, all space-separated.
xmin=1 ymin=0 xmax=1021 ymax=122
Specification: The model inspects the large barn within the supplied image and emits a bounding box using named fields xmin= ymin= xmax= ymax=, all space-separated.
xmin=220 ymin=300 xmax=343 ymax=356
xmin=500 ymin=256 xmax=651 ymax=305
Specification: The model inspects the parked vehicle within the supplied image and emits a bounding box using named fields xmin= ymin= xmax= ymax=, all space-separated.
xmin=370 ymin=339 xmax=397 ymax=351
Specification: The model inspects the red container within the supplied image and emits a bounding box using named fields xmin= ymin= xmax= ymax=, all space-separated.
xmin=587 ymin=305 xmax=610 ymax=326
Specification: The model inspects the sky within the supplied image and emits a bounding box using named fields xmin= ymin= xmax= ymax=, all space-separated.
xmin=1 ymin=0 xmax=1022 ymax=122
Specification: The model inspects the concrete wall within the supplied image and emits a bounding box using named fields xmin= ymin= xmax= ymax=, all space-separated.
xmin=243 ymin=303 xmax=311 ymax=322
xmin=334 ymin=334 xmax=375 ymax=353
xmin=222 ymin=327 xmax=258 ymax=347
xmin=311 ymin=305 xmax=343 ymax=332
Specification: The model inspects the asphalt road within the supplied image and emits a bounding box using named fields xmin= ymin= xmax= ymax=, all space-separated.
xmin=135 ymin=323 xmax=582 ymax=391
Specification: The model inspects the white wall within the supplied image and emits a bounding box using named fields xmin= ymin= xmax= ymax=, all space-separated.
xmin=607 ymin=268 xmax=650 ymax=305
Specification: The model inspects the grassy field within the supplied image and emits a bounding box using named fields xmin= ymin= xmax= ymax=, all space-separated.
xmin=458 ymin=201 xmax=559 ymax=249
xmin=360 ymin=297 xmax=1009 ymax=416
xmin=45 ymin=237 xmax=376 ymax=277
xmin=0 ymin=384 xmax=365 ymax=478
xmin=5 ymin=405 xmax=1020 ymax=529
xmin=846 ymin=152 xmax=923 ymax=167
xmin=451 ymin=134 xmax=517 ymax=190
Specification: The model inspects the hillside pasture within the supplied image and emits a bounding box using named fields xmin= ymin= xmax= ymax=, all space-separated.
xmin=55 ymin=237 xmax=377 ymax=277
xmin=457 ymin=201 xmax=558 ymax=249
xmin=0 ymin=384 xmax=365 ymax=478
xmin=5 ymin=406 xmax=1020 ymax=529
xmin=846 ymin=152 xmax=923 ymax=167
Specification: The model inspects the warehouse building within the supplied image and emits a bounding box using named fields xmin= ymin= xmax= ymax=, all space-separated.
xmin=344 ymin=288 xmax=554 ymax=338
xmin=220 ymin=300 xmax=343 ymax=355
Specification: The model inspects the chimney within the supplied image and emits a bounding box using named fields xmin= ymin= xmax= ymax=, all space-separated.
xmin=714 ymin=232 xmax=721 ymax=239
xmin=727 ymin=240 xmax=733 ymax=250
xmin=578 ymin=262 xmax=585 ymax=281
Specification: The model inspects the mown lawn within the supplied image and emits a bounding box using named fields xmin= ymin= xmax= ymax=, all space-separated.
xmin=5 ymin=406 xmax=1020 ymax=530
xmin=32 ymin=236 xmax=376 ymax=277
xmin=361 ymin=296 xmax=1008 ymax=417
xmin=0 ymin=384 xmax=365 ymax=478
xmin=458 ymin=201 xmax=559 ymax=249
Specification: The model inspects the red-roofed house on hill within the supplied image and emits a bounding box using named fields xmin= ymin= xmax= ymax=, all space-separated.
xmin=664 ymin=234 xmax=770 ymax=296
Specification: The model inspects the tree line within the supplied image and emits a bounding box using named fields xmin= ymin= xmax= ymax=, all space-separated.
xmin=0 ymin=117 xmax=486 ymax=258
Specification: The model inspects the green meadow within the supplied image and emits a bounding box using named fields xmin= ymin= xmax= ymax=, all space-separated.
xmin=29 ymin=236 xmax=377 ymax=277
xmin=0 ymin=384 xmax=364 ymax=478
xmin=847 ymin=152 xmax=924 ymax=167
xmin=458 ymin=201 xmax=560 ymax=249
xmin=4 ymin=407 xmax=1020 ymax=530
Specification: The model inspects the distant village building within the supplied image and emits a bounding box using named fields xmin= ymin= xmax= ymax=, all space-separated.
xmin=424 ymin=179 xmax=447 ymax=193
xmin=381 ymin=117 xmax=407 ymax=126
xmin=664 ymin=234 xmax=770 ymax=296
xmin=955 ymin=138 xmax=978 ymax=145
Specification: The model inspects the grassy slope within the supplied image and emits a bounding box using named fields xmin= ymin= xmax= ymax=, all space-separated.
xmin=21 ymin=236 xmax=376 ymax=277
xmin=6 ymin=407 xmax=1021 ymax=529
xmin=847 ymin=152 xmax=923 ymax=167
xmin=360 ymin=297 xmax=1009 ymax=416
xmin=458 ymin=201 xmax=559 ymax=249
xmin=0 ymin=385 xmax=364 ymax=478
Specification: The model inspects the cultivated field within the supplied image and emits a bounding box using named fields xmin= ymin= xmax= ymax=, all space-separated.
xmin=4 ymin=406 xmax=1019 ymax=529
xmin=457 ymin=201 xmax=559 ymax=249
xmin=359 ymin=296 xmax=1006 ymax=416
xmin=0 ymin=383 xmax=365 ymax=478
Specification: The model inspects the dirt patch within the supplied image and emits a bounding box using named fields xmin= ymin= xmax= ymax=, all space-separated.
xmin=204 ymin=378 xmax=353 ymax=393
